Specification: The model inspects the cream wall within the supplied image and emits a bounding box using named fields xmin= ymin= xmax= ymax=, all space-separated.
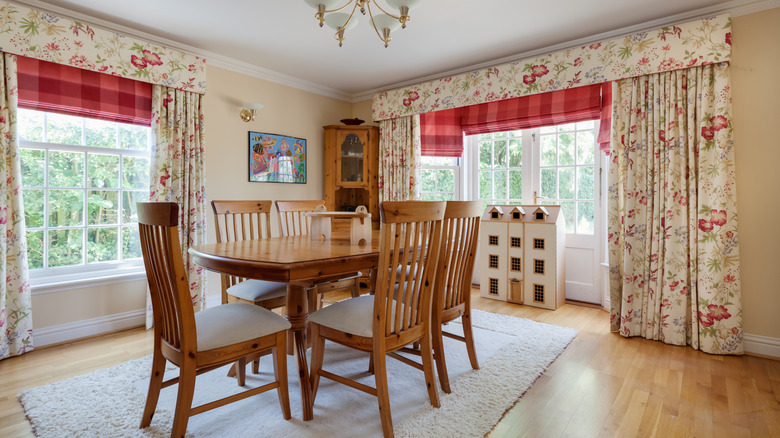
xmin=31 ymin=7 xmax=780 ymax=349
xmin=731 ymin=8 xmax=780 ymax=340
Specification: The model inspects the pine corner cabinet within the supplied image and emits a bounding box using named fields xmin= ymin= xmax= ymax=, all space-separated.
xmin=323 ymin=125 xmax=380 ymax=230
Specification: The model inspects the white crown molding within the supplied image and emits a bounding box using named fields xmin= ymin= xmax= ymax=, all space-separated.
xmin=9 ymin=0 xmax=780 ymax=103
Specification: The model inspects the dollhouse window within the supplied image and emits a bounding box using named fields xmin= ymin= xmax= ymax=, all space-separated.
xmin=510 ymin=237 xmax=521 ymax=248
xmin=489 ymin=235 xmax=499 ymax=245
xmin=533 ymin=284 xmax=545 ymax=303
xmin=491 ymin=211 xmax=500 ymax=219
xmin=535 ymin=212 xmax=544 ymax=220
xmin=489 ymin=278 xmax=499 ymax=295
xmin=534 ymin=259 xmax=545 ymax=274
xmin=512 ymin=212 xmax=521 ymax=220
xmin=533 ymin=238 xmax=545 ymax=249
xmin=489 ymin=254 xmax=499 ymax=269
xmin=511 ymin=257 xmax=522 ymax=272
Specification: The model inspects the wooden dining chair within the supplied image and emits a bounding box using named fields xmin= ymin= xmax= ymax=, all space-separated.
xmin=274 ymin=200 xmax=361 ymax=309
xmin=308 ymin=200 xmax=445 ymax=437
xmin=430 ymin=200 xmax=482 ymax=393
xmin=137 ymin=202 xmax=291 ymax=438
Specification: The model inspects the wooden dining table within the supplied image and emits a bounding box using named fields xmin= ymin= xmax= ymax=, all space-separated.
xmin=188 ymin=232 xmax=380 ymax=421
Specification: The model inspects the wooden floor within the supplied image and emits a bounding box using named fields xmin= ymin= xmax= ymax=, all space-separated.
xmin=1 ymin=289 xmax=778 ymax=437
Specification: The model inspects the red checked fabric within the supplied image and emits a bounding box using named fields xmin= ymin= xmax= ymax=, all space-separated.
xmin=420 ymin=107 xmax=463 ymax=157
xmin=17 ymin=56 xmax=152 ymax=126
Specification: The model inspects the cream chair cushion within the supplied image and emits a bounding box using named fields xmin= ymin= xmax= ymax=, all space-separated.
xmin=308 ymin=295 xmax=406 ymax=337
xmin=227 ymin=279 xmax=287 ymax=302
xmin=195 ymin=302 xmax=290 ymax=352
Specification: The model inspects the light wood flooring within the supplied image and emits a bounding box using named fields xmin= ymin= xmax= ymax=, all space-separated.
xmin=1 ymin=289 xmax=778 ymax=437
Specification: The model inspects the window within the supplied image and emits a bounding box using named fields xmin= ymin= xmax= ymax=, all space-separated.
xmin=510 ymin=237 xmax=521 ymax=248
xmin=488 ymin=235 xmax=499 ymax=246
xmin=489 ymin=278 xmax=499 ymax=295
xmin=420 ymin=156 xmax=459 ymax=201
xmin=511 ymin=257 xmax=521 ymax=272
xmin=489 ymin=254 xmax=499 ymax=269
xmin=19 ymin=109 xmax=151 ymax=274
xmin=533 ymin=238 xmax=545 ymax=250
xmin=475 ymin=130 xmax=523 ymax=211
xmin=533 ymin=284 xmax=545 ymax=303
xmin=534 ymin=259 xmax=545 ymax=274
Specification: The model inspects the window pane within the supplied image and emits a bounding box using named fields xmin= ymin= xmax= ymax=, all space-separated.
xmin=577 ymin=131 xmax=595 ymax=165
xmin=540 ymin=125 xmax=555 ymax=134
xmin=48 ymin=151 xmax=84 ymax=187
xmin=561 ymin=201 xmax=576 ymax=233
xmin=46 ymin=113 xmax=82 ymax=145
xmin=88 ymin=153 xmax=120 ymax=188
xmin=421 ymin=193 xmax=437 ymax=201
xmin=122 ymin=156 xmax=150 ymax=189
xmin=559 ymin=167 xmax=575 ymax=199
xmin=421 ymin=169 xmax=436 ymax=192
xmin=84 ymin=118 xmax=117 ymax=148
xmin=48 ymin=228 xmax=83 ymax=267
xmin=21 ymin=149 xmax=45 ymax=186
xmin=479 ymin=142 xmax=492 ymax=169
xmin=22 ymin=189 xmax=44 ymax=227
xmin=493 ymin=140 xmax=507 ymax=168
xmin=120 ymin=124 xmax=149 ymax=151
xmin=88 ymin=190 xmax=119 ymax=225
xmin=576 ymin=120 xmax=595 ymax=130
xmin=558 ymin=133 xmax=575 ymax=165
xmin=494 ymin=170 xmax=507 ymax=200
xmin=557 ymin=123 xmax=576 ymax=132
xmin=509 ymin=170 xmax=522 ymax=199
xmin=541 ymin=168 xmax=556 ymax=198
xmin=479 ymin=171 xmax=491 ymax=199
xmin=49 ymin=190 xmax=83 ymax=227
xmin=578 ymin=166 xmax=594 ymax=200
xmin=26 ymin=230 xmax=44 ymax=269
xmin=436 ymin=169 xmax=454 ymax=192
xmin=578 ymin=201 xmax=595 ymax=234
xmin=478 ymin=133 xmax=492 ymax=141
xmin=122 ymin=191 xmax=148 ymax=223
xmin=18 ymin=109 xmax=44 ymax=142
xmin=540 ymin=135 xmax=556 ymax=166
xmin=437 ymin=193 xmax=454 ymax=201
xmin=122 ymin=226 xmax=143 ymax=260
xmin=88 ymin=227 xmax=119 ymax=263
xmin=508 ymin=139 xmax=522 ymax=167
xmin=493 ymin=132 xmax=507 ymax=138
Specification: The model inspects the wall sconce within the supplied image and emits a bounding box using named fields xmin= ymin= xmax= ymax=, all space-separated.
xmin=240 ymin=102 xmax=264 ymax=122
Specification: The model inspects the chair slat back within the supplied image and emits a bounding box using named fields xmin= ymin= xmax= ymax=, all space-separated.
xmin=138 ymin=202 xmax=195 ymax=352
xmin=437 ymin=201 xmax=482 ymax=313
xmin=274 ymin=200 xmax=325 ymax=237
xmin=211 ymin=200 xmax=274 ymax=299
xmin=375 ymin=201 xmax=445 ymax=338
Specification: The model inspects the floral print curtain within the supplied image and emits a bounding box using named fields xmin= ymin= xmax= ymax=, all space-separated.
xmin=608 ymin=62 xmax=742 ymax=354
xmin=146 ymin=85 xmax=207 ymax=326
xmin=378 ymin=115 xmax=421 ymax=202
xmin=0 ymin=52 xmax=33 ymax=360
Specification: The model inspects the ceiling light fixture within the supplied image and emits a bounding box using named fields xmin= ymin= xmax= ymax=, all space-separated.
xmin=240 ymin=102 xmax=264 ymax=122
xmin=304 ymin=0 xmax=421 ymax=48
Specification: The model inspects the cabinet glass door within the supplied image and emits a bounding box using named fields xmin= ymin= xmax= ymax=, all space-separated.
xmin=340 ymin=133 xmax=364 ymax=184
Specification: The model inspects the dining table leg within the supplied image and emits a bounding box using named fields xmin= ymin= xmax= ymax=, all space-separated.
xmin=286 ymin=282 xmax=314 ymax=421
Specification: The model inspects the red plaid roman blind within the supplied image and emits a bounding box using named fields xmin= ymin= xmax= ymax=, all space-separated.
xmin=17 ymin=56 xmax=153 ymax=126
xmin=420 ymin=83 xmax=612 ymax=157
xmin=420 ymin=107 xmax=463 ymax=157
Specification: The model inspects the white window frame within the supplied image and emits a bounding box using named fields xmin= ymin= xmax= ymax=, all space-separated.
xmin=419 ymin=156 xmax=461 ymax=201
xmin=19 ymin=110 xmax=151 ymax=292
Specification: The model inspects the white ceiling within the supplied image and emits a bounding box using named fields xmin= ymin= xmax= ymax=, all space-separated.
xmin=14 ymin=0 xmax=767 ymax=100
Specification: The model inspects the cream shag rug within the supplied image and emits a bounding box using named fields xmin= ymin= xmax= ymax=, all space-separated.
xmin=19 ymin=310 xmax=577 ymax=437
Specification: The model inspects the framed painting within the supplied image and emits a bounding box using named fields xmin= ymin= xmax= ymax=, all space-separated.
xmin=248 ymin=131 xmax=306 ymax=183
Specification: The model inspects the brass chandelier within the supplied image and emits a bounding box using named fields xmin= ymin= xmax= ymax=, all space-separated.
xmin=304 ymin=0 xmax=422 ymax=48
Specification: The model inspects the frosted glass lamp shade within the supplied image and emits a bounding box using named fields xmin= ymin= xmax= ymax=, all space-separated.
xmin=324 ymin=12 xmax=359 ymax=31
xmin=385 ymin=0 xmax=422 ymax=11
xmin=372 ymin=13 xmax=402 ymax=33
xmin=304 ymin=0 xmax=344 ymax=10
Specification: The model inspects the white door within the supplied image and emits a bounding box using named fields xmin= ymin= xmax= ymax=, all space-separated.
xmin=467 ymin=121 xmax=604 ymax=305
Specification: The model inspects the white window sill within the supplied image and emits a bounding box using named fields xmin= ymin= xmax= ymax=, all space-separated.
xmin=30 ymin=265 xmax=147 ymax=295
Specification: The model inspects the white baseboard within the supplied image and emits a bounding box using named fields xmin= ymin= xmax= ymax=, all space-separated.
xmin=33 ymin=309 xmax=146 ymax=347
xmin=744 ymin=333 xmax=780 ymax=358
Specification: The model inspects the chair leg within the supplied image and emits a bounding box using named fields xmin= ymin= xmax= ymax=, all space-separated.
xmin=140 ymin=350 xmax=166 ymax=428
xmin=309 ymin=323 xmax=326 ymax=401
xmin=171 ymin=362 xmax=196 ymax=438
xmin=372 ymin=347 xmax=394 ymax=437
xmin=237 ymin=357 xmax=247 ymax=386
xmin=252 ymin=358 xmax=260 ymax=374
xmin=419 ymin=330 xmax=441 ymax=408
xmin=273 ymin=332 xmax=291 ymax=420
xmin=350 ymin=280 xmax=360 ymax=298
xmin=431 ymin=318 xmax=451 ymax=393
xmin=462 ymin=311 xmax=480 ymax=371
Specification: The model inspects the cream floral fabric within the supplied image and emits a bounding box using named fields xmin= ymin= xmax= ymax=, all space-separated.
xmin=147 ymin=86 xmax=207 ymax=324
xmin=378 ymin=115 xmax=421 ymax=202
xmin=0 ymin=52 xmax=33 ymax=360
xmin=373 ymin=14 xmax=731 ymax=121
xmin=608 ymin=63 xmax=742 ymax=354
xmin=0 ymin=1 xmax=206 ymax=94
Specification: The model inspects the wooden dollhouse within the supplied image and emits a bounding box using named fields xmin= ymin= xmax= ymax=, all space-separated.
xmin=479 ymin=205 xmax=566 ymax=310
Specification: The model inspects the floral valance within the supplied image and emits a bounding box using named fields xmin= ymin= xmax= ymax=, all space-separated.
xmin=373 ymin=14 xmax=731 ymax=121
xmin=0 ymin=1 xmax=206 ymax=94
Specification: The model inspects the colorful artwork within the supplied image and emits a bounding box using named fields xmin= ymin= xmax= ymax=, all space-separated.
xmin=248 ymin=132 xmax=306 ymax=184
